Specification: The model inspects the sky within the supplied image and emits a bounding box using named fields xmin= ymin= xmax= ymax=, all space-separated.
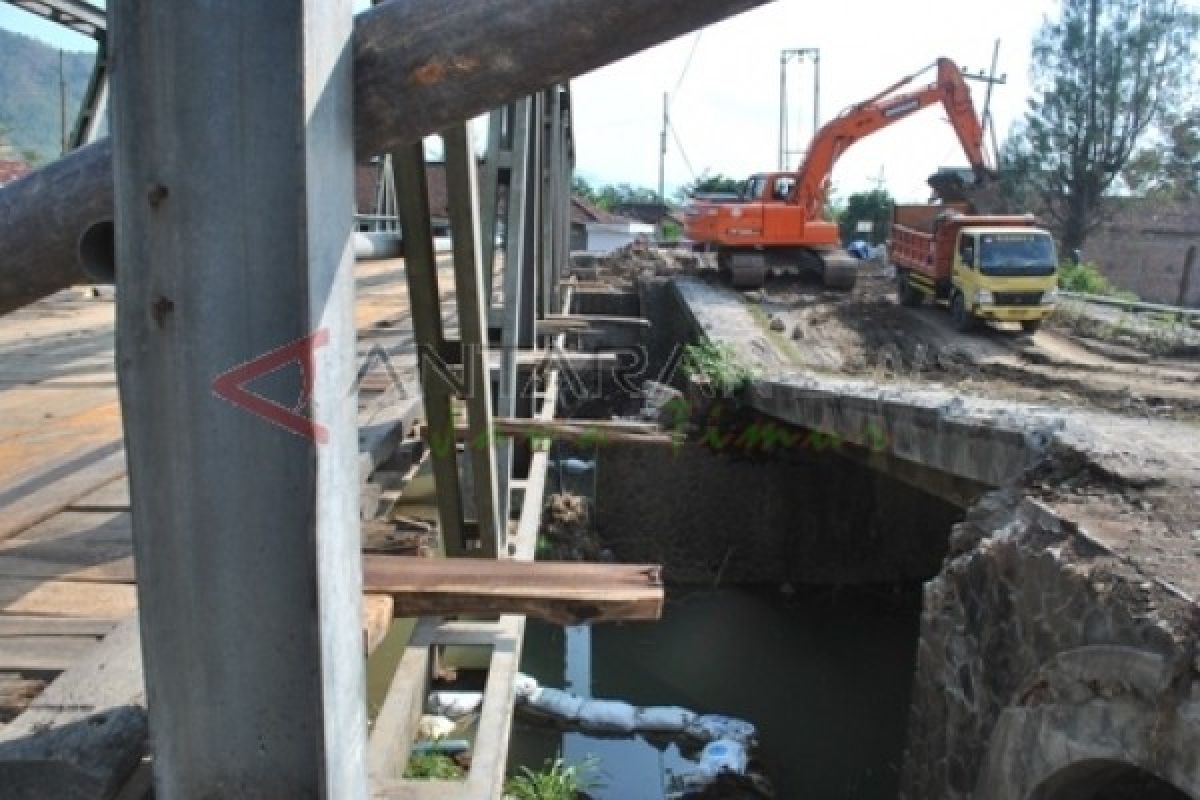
xmin=571 ymin=0 xmax=1061 ymax=202
xmin=0 ymin=0 xmax=1158 ymax=202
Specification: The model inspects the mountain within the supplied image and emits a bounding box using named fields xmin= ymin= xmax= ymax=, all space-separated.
xmin=0 ymin=28 xmax=95 ymax=165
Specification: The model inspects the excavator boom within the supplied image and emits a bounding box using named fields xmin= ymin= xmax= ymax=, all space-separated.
xmin=793 ymin=58 xmax=989 ymax=218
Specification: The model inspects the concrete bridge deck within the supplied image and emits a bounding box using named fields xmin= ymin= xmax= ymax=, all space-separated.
xmin=670 ymin=269 xmax=1200 ymax=798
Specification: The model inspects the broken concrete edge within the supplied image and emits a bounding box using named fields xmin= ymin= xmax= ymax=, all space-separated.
xmin=669 ymin=275 xmax=1197 ymax=529
xmin=902 ymin=488 xmax=1200 ymax=799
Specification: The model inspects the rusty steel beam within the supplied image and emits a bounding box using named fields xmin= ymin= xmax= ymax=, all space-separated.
xmin=0 ymin=0 xmax=769 ymax=316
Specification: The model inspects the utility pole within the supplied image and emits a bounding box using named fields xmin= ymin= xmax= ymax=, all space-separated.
xmin=979 ymin=39 xmax=1003 ymax=165
xmin=659 ymin=92 xmax=668 ymax=203
xmin=779 ymin=48 xmax=820 ymax=172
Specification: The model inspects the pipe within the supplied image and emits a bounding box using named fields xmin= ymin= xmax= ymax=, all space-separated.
xmin=353 ymin=231 xmax=403 ymax=261
xmin=0 ymin=0 xmax=769 ymax=316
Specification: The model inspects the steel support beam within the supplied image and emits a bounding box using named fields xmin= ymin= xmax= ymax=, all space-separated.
xmin=393 ymin=144 xmax=470 ymax=556
xmin=444 ymin=125 xmax=503 ymax=556
xmin=111 ymin=1 xmax=366 ymax=795
xmin=0 ymin=0 xmax=770 ymax=315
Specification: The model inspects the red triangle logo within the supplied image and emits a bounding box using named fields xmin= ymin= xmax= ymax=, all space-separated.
xmin=211 ymin=328 xmax=330 ymax=443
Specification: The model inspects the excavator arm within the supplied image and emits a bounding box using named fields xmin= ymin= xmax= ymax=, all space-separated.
xmin=792 ymin=58 xmax=989 ymax=219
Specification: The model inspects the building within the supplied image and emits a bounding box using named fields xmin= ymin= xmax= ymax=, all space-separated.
xmin=1083 ymin=200 xmax=1200 ymax=306
xmin=571 ymin=196 xmax=654 ymax=253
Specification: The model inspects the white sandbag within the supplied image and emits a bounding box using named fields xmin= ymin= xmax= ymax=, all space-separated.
xmin=576 ymin=699 xmax=638 ymax=733
xmin=685 ymin=714 xmax=757 ymax=745
xmin=513 ymin=672 xmax=540 ymax=701
xmin=416 ymin=714 xmax=457 ymax=740
xmin=697 ymin=738 xmax=748 ymax=777
xmin=426 ymin=690 xmax=483 ymax=718
xmin=635 ymin=705 xmax=696 ymax=733
xmin=528 ymin=687 xmax=585 ymax=721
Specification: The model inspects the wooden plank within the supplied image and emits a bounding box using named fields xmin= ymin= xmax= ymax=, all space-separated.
xmin=0 ymin=616 xmax=146 ymax=800
xmin=67 ymin=478 xmax=131 ymax=511
xmin=0 ymin=635 xmax=99 ymax=672
xmin=363 ymin=594 xmax=395 ymax=656
xmin=434 ymin=416 xmax=678 ymax=447
xmin=0 ymin=580 xmax=137 ymax=618
xmin=362 ymin=556 xmax=663 ymax=625
xmin=542 ymin=312 xmax=652 ymax=328
xmin=0 ymin=616 xmax=117 ymax=638
xmin=0 ymin=442 xmax=126 ymax=542
xmin=0 ymin=673 xmax=46 ymax=724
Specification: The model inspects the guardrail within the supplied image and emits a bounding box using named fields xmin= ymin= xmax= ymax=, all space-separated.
xmin=1056 ymin=290 xmax=1200 ymax=319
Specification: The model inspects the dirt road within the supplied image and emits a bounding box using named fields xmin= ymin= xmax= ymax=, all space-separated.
xmin=748 ymin=264 xmax=1200 ymax=422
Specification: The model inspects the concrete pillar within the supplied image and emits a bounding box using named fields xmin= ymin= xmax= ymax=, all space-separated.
xmin=111 ymin=2 xmax=366 ymax=796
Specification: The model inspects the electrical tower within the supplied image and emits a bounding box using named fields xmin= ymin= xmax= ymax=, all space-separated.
xmin=779 ymin=48 xmax=820 ymax=172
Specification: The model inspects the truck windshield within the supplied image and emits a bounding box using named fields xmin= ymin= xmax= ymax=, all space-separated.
xmin=979 ymin=233 xmax=1056 ymax=275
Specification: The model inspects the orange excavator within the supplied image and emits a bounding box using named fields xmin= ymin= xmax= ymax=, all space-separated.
xmin=685 ymin=57 xmax=993 ymax=289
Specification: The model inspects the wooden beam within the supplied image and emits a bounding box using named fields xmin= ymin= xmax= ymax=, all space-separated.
xmin=429 ymin=417 xmax=679 ymax=447
xmin=541 ymin=313 xmax=652 ymax=329
xmin=362 ymin=556 xmax=663 ymax=626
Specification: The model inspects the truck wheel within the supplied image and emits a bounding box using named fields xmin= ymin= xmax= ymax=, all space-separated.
xmin=1020 ymin=319 xmax=1042 ymax=334
xmin=951 ymin=291 xmax=977 ymax=332
xmin=897 ymin=271 xmax=923 ymax=307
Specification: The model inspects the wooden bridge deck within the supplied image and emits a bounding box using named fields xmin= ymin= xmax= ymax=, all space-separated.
xmin=0 ymin=259 xmax=438 ymax=722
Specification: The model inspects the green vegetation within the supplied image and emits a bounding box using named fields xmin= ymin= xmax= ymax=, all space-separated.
xmin=681 ymin=340 xmax=755 ymax=396
xmin=504 ymin=757 xmax=601 ymax=800
xmin=675 ymin=170 xmax=744 ymax=202
xmin=403 ymin=752 xmax=465 ymax=781
xmin=837 ymin=188 xmax=893 ymax=245
xmin=0 ymin=30 xmax=95 ymax=164
xmin=572 ymin=175 xmax=659 ymax=210
xmin=1057 ymin=262 xmax=1137 ymax=300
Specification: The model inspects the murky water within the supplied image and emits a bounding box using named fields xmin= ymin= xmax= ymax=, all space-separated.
xmin=509 ymin=584 xmax=923 ymax=799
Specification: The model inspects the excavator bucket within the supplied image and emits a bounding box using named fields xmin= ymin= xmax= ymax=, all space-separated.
xmin=927 ymin=168 xmax=1004 ymax=215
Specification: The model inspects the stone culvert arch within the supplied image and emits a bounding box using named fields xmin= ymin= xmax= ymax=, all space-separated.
xmin=899 ymin=492 xmax=1200 ymax=799
xmin=974 ymin=646 xmax=1200 ymax=800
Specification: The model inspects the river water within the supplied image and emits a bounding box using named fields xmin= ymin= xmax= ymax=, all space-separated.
xmin=508 ymin=584 xmax=923 ymax=799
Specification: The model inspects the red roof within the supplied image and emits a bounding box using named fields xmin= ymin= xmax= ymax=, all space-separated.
xmin=570 ymin=195 xmax=640 ymax=225
xmin=0 ymin=160 xmax=31 ymax=187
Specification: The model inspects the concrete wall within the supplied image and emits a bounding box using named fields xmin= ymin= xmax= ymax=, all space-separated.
xmin=1082 ymin=202 xmax=1200 ymax=306
xmin=595 ymin=440 xmax=961 ymax=585
xmin=900 ymin=491 xmax=1200 ymax=799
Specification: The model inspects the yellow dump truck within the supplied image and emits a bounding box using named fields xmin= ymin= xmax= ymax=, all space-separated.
xmin=889 ymin=205 xmax=1059 ymax=332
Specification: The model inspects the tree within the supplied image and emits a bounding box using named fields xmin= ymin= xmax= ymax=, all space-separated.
xmin=1017 ymin=0 xmax=1199 ymax=252
xmin=674 ymin=170 xmax=744 ymax=202
xmin=572 ymin=174 xmax=600 ymax=205
xmin=593 ymin=183 xmax=658 ymax=210
xmin=1123 ymin=108 xmax=1200 ymax=200
xmin=838 ymin=189 xmax=893 ymax=245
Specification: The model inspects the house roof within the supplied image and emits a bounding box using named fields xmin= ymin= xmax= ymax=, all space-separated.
xmin=0 ymin=159 xmax=31 ymax=187
xmin=571 ymin=195 xmax=640 ymax=225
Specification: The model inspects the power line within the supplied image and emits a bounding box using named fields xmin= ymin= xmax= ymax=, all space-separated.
xmin=668 ymin=120 xmax=698 ymax=182
xmin=670 ymin=31 xmax=703 ymax=104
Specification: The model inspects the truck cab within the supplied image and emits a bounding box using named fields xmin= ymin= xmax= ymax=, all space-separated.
xmin=950 ymin=226 xmax=1058 ymax=331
